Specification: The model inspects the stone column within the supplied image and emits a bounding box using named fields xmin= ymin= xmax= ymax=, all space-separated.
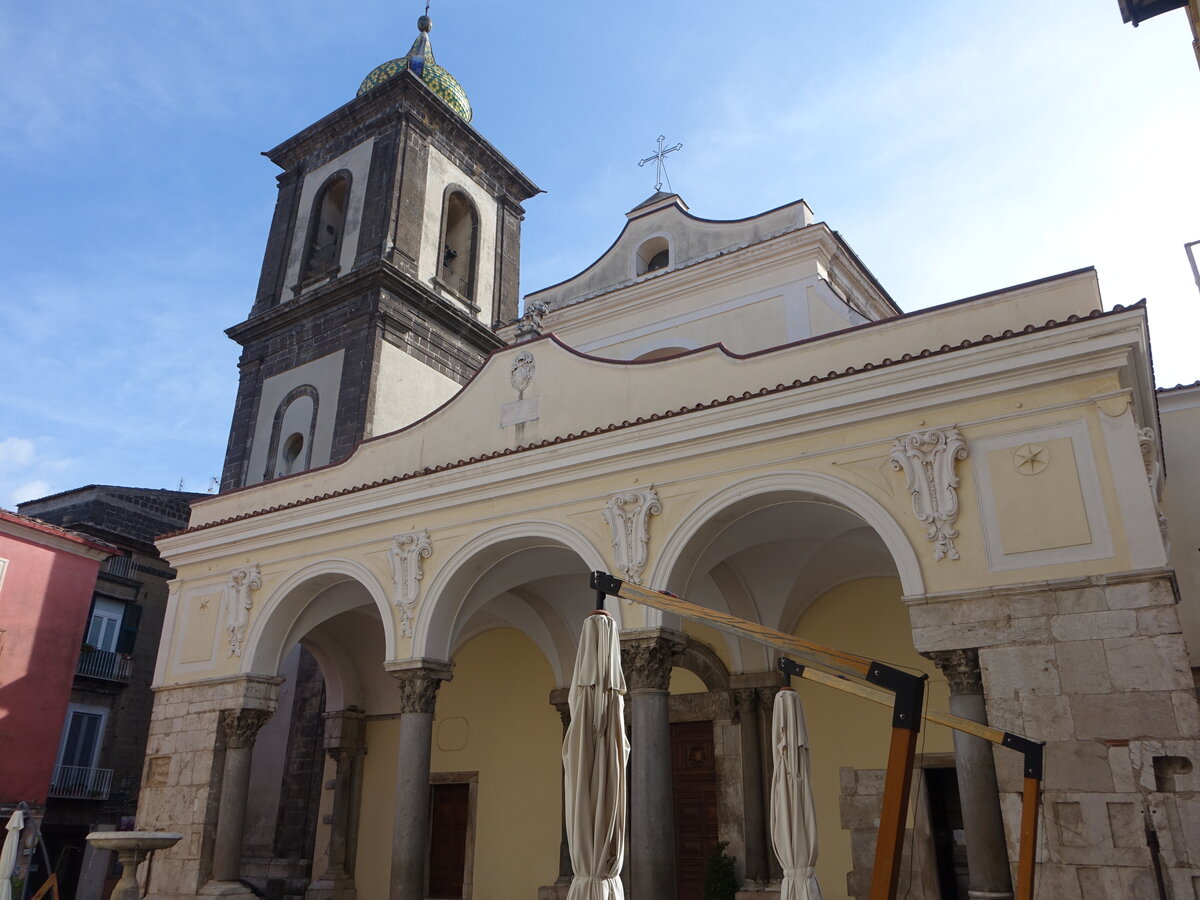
xmin=551 ymin=690 xmax=573 ymax=886
xmin=387 ymin=663 xmax=451 ymax=900
xmin=757 ymin=685 xmax=784 ymax=881
xmin=733 ymin=687 xmax=769 ymax=882
xmin=209 ymin=708 xmax=272 ymax=892
xmin=927 ymin=649 xmax=1013 ymax=900
xmin=621 ymin=634 xmax=683 ymax=900
xmin=307 ymin=710 xmax=366 ymax=900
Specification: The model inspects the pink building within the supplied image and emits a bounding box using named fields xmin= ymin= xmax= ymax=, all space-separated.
xmin=0 ymin=509 xmax=113 ymax=809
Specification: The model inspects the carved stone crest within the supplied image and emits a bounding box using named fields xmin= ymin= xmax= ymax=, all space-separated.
xmin=602 ymin=487 xmax=662 ymax=584
xmin=224 ymin=565 xmax=262 ymax=657
xmin=388 ymin=531 xmax=433 ymax=639
xmin=510 ymin=350 xmax=535 ymax=392
xmin=514 ymin=300 xmax=549 ymax=342
xmin=889 ymin=428 xmax=969 ymax=561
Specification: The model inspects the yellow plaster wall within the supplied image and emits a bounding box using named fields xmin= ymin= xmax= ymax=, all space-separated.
xmin=791 ymin=577 xmax=953 ymax=899
xmin=353 ymin=628 xmax=562 ymax=900
xmin=1160 ymin=397 xmax=1200 ymax=667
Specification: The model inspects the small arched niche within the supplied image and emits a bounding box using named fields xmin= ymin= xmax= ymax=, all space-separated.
xmin=635 ymin=235 xmax=671 ymax=276
xmin=439 ymin=188 xmax=480 ymax=303
xmin=302 ymin=172 xmax=350 ymax=281
xmin=265 ymin=385 xmax=318 ymax=480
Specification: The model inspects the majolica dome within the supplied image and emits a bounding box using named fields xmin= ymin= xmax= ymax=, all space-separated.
xmin=357 ymin=16 xmax=472 ymax=123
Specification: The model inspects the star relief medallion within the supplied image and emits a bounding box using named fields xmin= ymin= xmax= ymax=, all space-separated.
xmin=1013 ymin=443 xmax=1049 ymax=475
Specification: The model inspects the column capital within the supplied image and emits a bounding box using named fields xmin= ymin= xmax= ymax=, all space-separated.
xmin=323 ymin=708 xmax=367 ymax=753
xmin=221 ymin=707 xmax=272 ymax=749
xmin=756 ymin=684 xmax=783 ymax=715
xmin=388 ymin=662 xmax=452 ymax=714
xmin=925 ymin=647 xmax=983 ymax=696
xmin=620 ymin=633 xmax=683 ymax=692
xmin=732 ymin=687 xmax=759 ymax=724
xmin=327 ymin=746 xmax=362 ymax=775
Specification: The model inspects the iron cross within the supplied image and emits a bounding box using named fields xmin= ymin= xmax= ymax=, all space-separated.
xmin=638 ymin=135 xmax=683 ymax=192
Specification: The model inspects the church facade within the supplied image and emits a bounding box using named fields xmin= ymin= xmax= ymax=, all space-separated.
xmin=138 ymin=16 xmax=1200 ymax=900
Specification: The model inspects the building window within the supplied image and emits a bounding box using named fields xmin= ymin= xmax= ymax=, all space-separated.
xmin=86 ymin=597 xmax=125 ymax=652
xmin=263 ymin=385 xmax=319 ymax=481
xmin=439 ymin=188 xmax=479 ymax=303
xmin=57 ymin=704 xmax=107 ymax=771
xmin=301 ymin=172 xmax=351 ymax=281
xmin=635 ymin=235 xmax=671 ymax=275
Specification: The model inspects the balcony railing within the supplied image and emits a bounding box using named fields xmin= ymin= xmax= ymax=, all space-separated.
xmin=99 ymin=556 xmax=137 ymax=580
xmin=76 ymin=647 xmax=133 ymax=683
xmin=48 ymin=765 xmax=112 ymax=800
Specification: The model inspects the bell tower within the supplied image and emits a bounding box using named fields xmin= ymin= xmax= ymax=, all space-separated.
xmin=220 ymin=14 xmax=539 ymax=490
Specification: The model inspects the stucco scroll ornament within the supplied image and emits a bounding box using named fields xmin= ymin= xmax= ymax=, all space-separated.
xmin=889 ymin=427 xmax=969 ymax=562
xmin=1137 ymin=427 xmax=1170 ymax=554
xmin=510 ymin=351 xmax=535 ymax=392
xmin=224 ymin=565 xmax=262 ymax=657
xmin=389 ymin=530 xmax=433 ymax=638
xmin=602 ymin=487 xmax=662 ymax=584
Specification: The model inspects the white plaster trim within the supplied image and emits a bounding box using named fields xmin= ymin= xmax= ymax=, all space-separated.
xmin=388 ymin=530 xmax=433 ymax=638
xmin=242 ymin=557 xmax=394 ymax=675
xmin=572 ymin=282 xmax=806 ymax=355
xmin=412 ymin=519 xmax=612 ymax=662
xmin=648 ymin=471 xmax=926 ymax=634
xmin=161 ymin=313 xmax=1149 ymax=567
xmin=1096 ymin=400 xmax=1168 ymax=568
xmin=602 ymin=487 xmax=662 ymax=584
xmin=970 ymin=420 xmax=1113 ymax=572
xmin=0 ymin=558 xmax=7 ymax=595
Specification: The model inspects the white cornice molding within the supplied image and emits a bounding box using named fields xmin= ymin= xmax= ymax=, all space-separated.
xmin=160 ymin=313 xmax=1149 ymax=565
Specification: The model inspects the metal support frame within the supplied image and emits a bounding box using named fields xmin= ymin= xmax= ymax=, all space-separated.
xmin=591 ymin=570 xmax=1045 ymax=900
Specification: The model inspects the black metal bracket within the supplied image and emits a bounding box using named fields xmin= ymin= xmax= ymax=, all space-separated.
xmin=779 ymin=656 xmax=806 ymax=680
xmin=866 ymin=661 xmax=927 ymax=731
xmin=590 ymin=571 xmax=624 ymax=607
xmin=1002 ymin=732 xmax=1046 ymax=781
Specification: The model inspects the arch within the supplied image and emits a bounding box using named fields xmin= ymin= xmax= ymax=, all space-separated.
xmin=299 ymin=630 xmax=365 ymax=711
xmin=648 ymin=471 xmax=924 ymax=633
xmin=412 ymin=520 xmax=613 ymax=667
xmin=263 ymin=384 xmax=319 ymax=481
xmin=438 ymin=185 xmax=480 ymax=303
xmin=633 ymin=232 xmax=674 ymax=277
xmin=242 ymin=557 xmax=393 ymax=676
xmin=676 ymin=639 xmax=730 ymax=691
xmin=300 ymin=170 xmax=352 ymax=281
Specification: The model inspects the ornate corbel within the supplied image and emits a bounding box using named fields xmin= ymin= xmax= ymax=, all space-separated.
xmin=389 ymin=530 xmax=433 ymax=638
xmin=889 ymin=427 xmax=969 ymax=561
xmin=224 ymin=565 xmax=262 ymax=657
xmin=602 ymin=487 xmax=662 ymax=584
xmin=1137 ymin=427 xmax=1170 ymax=553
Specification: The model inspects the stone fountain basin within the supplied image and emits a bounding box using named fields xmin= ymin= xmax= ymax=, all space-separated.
xmin=86 ymin=832 xmax=182 ymax=852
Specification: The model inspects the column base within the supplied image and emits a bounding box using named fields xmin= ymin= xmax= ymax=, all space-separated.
xmin=305 ymin=877 xmax=356 ymax=900
xmin=967 ymin=892 xmax=1014 ymax=900
xmin=536 ymin=885 xmax=570 ymax=900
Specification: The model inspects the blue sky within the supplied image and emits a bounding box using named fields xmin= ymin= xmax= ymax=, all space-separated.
xmin=1 ymin=1 xmax=1197 ymax=507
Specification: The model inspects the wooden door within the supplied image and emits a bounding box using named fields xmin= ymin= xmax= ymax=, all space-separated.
xmin=428 ymin=782 xmax=470 ymax=898
xmin=671 ymin=721 xmax=720 ymax=900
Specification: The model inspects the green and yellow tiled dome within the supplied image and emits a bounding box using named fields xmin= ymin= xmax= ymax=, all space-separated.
xmin=357 ymin=15 xmax=472 ymax=123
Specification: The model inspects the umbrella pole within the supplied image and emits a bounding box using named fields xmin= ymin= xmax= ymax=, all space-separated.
xmin=864 ymin=665 xmax=926 ymax=900
xmin=1001 ymin=734 xmax=1045 ymax=900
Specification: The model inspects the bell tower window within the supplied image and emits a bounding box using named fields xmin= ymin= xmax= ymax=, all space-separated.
xmin=439 ymin=188 xmax=480 ymax=303
xmin=302 ymin=173 xmax=351 ymax=281
xmin=635 ymin=235 xmax=671 ymax=275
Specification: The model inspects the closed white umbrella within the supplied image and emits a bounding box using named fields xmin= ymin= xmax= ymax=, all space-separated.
xmin=771 ymin=687 xmax=822 ymax=900
xmin=562 ymin=610 xmax=629 ymax=900
xmin=0 ymin=808 xmax=26 ymax=900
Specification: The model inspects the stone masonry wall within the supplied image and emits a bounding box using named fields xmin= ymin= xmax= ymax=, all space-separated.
xmin=908 ymin=571 xmax=1200 ymax=899
xmin=136 ymin=677 xmax=279 ymax=899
